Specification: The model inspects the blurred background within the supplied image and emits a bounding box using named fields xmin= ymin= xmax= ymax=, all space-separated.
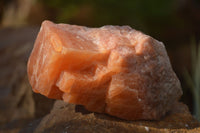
xmin=0 ymin=0 xmax=200 ymax=132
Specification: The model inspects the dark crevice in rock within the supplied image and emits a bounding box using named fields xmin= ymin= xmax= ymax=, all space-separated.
xmin=75 ymin=105 xmax=92 ymax=115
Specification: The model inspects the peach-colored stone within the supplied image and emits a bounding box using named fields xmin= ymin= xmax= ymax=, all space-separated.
xmin=27 ymin=20 xmax=182 ymax=120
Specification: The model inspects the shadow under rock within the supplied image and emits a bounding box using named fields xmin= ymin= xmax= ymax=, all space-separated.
xmin=31 ymin=101 xmax=200 ymax=133
xmin=75 ymin=104 xmax=200 ymax=130
xmin=75 ymin=105 xmax=92 ymax=115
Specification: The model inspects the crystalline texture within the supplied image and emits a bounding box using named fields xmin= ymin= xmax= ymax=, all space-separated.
xmin=27 ymin=20 xmax=182 ymax=120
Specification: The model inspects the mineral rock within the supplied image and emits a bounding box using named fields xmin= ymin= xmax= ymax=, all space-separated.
xmin=27 ymin=20 xmax=182 ymax=120
xmin=33 ymin=101 xmax=200 ymax=133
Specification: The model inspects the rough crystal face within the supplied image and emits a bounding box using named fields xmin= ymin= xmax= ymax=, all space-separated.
xmin=27 ymin=20 xmax=182 ymax=120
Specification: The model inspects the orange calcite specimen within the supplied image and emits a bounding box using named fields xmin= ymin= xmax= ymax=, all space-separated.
xmin=27 ymin=20 xmax=182 ymax=120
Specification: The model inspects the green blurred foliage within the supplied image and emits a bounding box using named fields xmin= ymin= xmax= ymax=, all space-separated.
xmin=39 ymin=0 xmax=177 ymax=34
xmin=38 ymin=0 xmax=200 ymax=49
xmin=184 ymin=39 xmax=200 ymax=121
